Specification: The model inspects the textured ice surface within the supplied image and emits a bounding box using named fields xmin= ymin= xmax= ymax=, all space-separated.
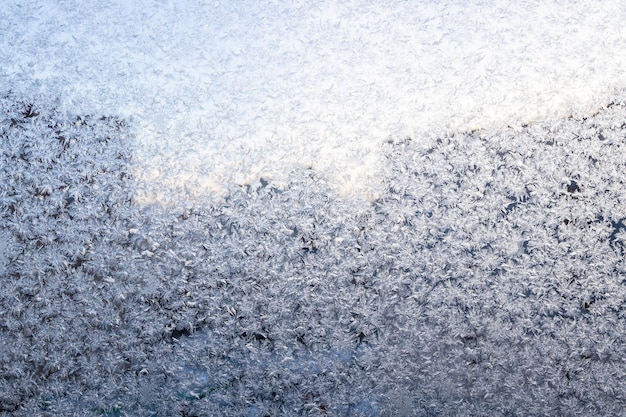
xmin=3 ymin=91 xmax=626 ymax=415
xmin=2 ymin=1 xmax=626 ymax=201
xmin=4 ymin=1 xmax=626 ymax=415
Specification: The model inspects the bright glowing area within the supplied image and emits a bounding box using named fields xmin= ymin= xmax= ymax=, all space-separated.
xmin=2 ymin=0 xmax=626 ymax=203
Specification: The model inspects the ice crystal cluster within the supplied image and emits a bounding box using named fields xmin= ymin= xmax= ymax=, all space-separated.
xmin=3 ymin=90 xmax=626 ymax=416
xmin=4 ymin=0 xmax=626 ymax=203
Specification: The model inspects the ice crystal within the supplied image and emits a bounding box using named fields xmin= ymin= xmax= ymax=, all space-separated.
xmin=3 ymin=91 xmax=626 ymax=415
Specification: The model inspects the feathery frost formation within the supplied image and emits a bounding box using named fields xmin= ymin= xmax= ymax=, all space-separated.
xmin=2 ymin=91 xmax=626 ymax=415
xmin=3 ymin=1 xmax=626 ymax=201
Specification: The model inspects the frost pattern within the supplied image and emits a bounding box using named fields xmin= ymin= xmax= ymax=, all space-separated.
xmin=2 ymin=91 xmax=626 ymax=415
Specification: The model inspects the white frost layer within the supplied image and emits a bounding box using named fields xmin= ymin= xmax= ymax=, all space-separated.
xmin=2 ymin=0 xmax=626 ymax=202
